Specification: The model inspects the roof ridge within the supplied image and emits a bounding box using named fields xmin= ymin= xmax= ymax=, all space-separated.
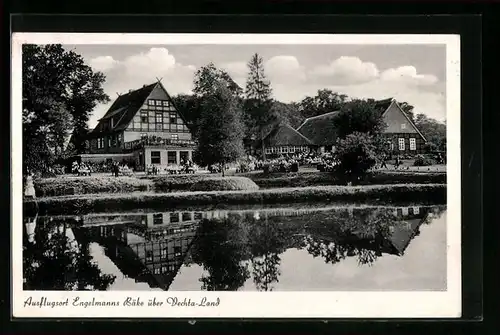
xmin=296 ymin=110 xmax=340 ymax=131
xmin=117 ymin=82 xmax=157 ymax=97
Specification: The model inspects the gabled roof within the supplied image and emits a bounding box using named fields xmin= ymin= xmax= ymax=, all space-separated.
xmin=375 ymin=98 xmax=427 ymax=142
xmin=296 ymin=111 xmax=340 ymax=146
xmin=90 ymin=81 xmax=191 ymax=136
xmin=92 ymin=83 xmax=158 ymax=135
xmin=259 ymin=123 xmax=314 ymax=147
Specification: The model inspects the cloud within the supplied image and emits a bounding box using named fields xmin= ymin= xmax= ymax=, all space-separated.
xmin=265 ymin=55 xmax=306 ymax=83
xmin=89 ymin=56 xmax=117 ymax=72
xmin=310 ymin=56 xmax=379 ymax=85
xmin=87 ymin=48 xmax=196 ymax=127
xmin=380 ymin=66 xmax=438 ymax=86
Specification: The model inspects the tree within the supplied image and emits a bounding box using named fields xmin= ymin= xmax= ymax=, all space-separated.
xmin=22 ymin=44 xmax=110 ymax=172
xmin=334 ymin=99 xmax=387 ymax=139
xmin=298 ymin=89 xmax=348 ymax=119
xmin=414 ymin=113 xmax=447 ymax=152
xmin=193 ymin=62 xmax=242 ymax=97
xmin=245 ymin=53 xmax=273 ymax=159
xmin=334 ymin=132 xmax=379 ymax=184
xmin=194 ymin=82 xmax=245 ymax=176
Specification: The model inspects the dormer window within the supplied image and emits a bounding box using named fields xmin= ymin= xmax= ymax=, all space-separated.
xmin=401 ymin=123 xmax=406 ymax=129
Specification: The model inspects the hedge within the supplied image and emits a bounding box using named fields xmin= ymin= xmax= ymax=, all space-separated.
xmin=34 ymin=176 xmax=153 ymax=197
xmin=247 ymin=171 xmax=446 ymax=189
xmin=24 ymin=184 xmax=446 ymax=216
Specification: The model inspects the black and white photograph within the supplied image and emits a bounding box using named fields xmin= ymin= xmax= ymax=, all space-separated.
xmin=12 ymin=33 xmax=461 ymax=318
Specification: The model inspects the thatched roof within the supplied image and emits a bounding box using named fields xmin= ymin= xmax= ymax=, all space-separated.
xmin=258 ymin=123 xmax=314 ymax=147
xmin=296 ymin=111 xmax=340 ymax=146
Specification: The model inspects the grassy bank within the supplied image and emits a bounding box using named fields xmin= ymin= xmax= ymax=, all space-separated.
xmin=24 ymin=184 xmax=446 ymax=216
xmin=150 ymin=175 xmax=259 ymax=192
xmin=244 ymin=171 xmax=446 ymax=189
xmin=35 ymin=175 xmax=258 ymax=197
xmin=34 ymin=176 xmax=153 ymax=197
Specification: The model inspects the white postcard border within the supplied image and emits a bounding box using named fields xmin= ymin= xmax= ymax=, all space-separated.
xmin=11 ymin=33 xmax=461 ymax=318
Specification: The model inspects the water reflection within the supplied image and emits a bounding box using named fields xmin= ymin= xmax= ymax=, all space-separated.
xmin=23 ymin=206 xmax=446 ymax=291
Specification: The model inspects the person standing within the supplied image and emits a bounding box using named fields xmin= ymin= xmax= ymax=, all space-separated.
xmin=24 ymin=170 xmax=36 ymax=199
xmin=380 ymin=155 xmax=388 ymax=169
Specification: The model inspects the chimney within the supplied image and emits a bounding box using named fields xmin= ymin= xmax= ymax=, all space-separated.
xmin=129 ymin=89 xmax=132 ymax=93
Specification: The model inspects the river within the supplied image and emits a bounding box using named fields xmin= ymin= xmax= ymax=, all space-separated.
xmin=23 ymin=204 xmax=447 ymax=291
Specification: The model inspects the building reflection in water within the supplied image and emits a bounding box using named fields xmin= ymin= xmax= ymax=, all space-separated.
xmin=23 ymin=205 xmax=445 ymax=291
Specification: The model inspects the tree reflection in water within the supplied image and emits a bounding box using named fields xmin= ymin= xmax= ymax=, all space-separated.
xmin=23 ymin=217 xmax=116 ymax=291
xmin=190 ymin=216 xmax=250 ymax=291
xmin=248 ymin=215 xmax=288 ymax=292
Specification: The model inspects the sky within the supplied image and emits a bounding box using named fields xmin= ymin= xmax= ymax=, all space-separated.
xmin=63 ymin=44 xmax=447 ymax=128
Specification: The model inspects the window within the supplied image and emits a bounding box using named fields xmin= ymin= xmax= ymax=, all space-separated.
xmin=151 ymin=151 xmax=161 ymax=164
xmin=161 ymin=266 xmax=168 ymax=273
xmin=155 ymin=113 xmax=163 ymax=123
xmin=97 ymin=138 xmax=104 ymax=149
xmin=171 ymin=124 xmax=178 ymax=132
xmin=155 ymin=124 xmax=163 ymax=131
xmin=161 ymin=248 xmax=168 ymax=259
xmin=171 ymin=134 xmax=179 ymax=140
xmin=153 ymin=213 xmax=163 ymax=225
xmin=141 ymin=111 xmax=148 ymax=123
xmin=182 ymin=212 xmax=192 ymax=221
xmin=401 ymin=123 xmax=406 ymax=129
xmin=167 ymin=151 xmax=177 ymax=164
xmin=174 ymin=246 xmax=182 ymax=257
xmin=153 ymin=267 xmax=161 ymax=275
xmin=163 ymin=123 xmax=170 ymax=130
xmin=289 ymin=146 xmax=295 ymax=153
xmin=162 ymin=100 xmax=170 ymax=107
xmin=155 ymin=100 xmax=162 ymax=106
xmin=194 ymin=212 xmax=203 ymax=220
xmin=283 ymin=146 xmax=289 ymax=153
xmin=409 ymin=138 xmax=416 ymax=150
xmin=170 ymin=212 xmax=179 ymax=223
xmin=170 ymin=113 xmax=177 ymax=124
xmin=414 ymin=207 xmax=420 ymax=215
xmin=398 ymin=138 xmax=405 ymax=151
xmin=265 ymin=148 xmax=271 ymax=154
xmin=148 ymin=99 xmax=155 ymax=106
xmin=146 ymin=250 xmax=153 ymax=262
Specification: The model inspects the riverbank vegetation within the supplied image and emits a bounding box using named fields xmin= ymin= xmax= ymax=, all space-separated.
xmin=33 ymin=171 xmax=444 ymax=197
xmin=25 ymin=184 xmax=446 ymax=216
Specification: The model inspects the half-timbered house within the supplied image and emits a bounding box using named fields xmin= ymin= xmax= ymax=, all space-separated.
xmin=85 ymin=81 xmax=196 ymax=170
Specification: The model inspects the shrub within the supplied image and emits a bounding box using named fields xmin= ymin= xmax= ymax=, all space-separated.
xmin=190 ymin=177 xmax=259 ymax=191
xmin=35 ymin=176 xmax=153 ymax=197
xmin=152 ymin=175 xmax=259 ymax=192
xmin=414 ymin=154 xmax=433 ymax=166
xmin=334 ymin=132 xmax=378 ymax=181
